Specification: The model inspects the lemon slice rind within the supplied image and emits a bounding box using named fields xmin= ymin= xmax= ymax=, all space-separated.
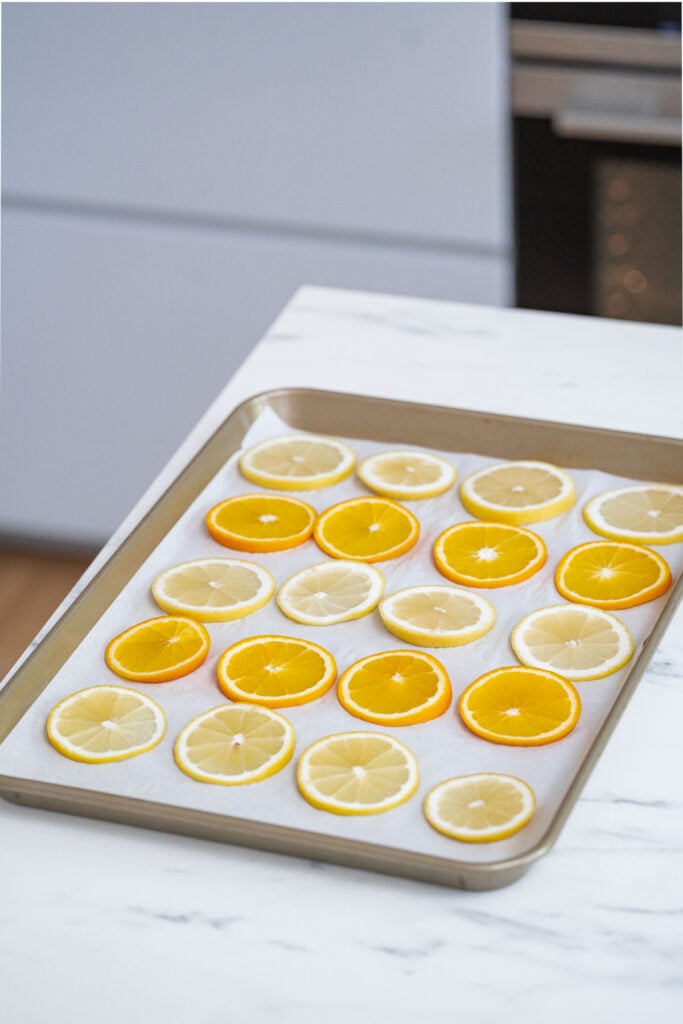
xmin=424 ymin=773 xmax=536 ymax=843
xmin=460 ymin=460 xmax=575 ymax=525
xmin=297 ymin=731 xmax=419 ymax=815
xmin=583 ymin=484 xmax=683 ymax=545
xmin=379 ymin=585 xmax=495 ymax=647
xmin=174 ymin=703 xmax=295 ymax=785
xmin=47 ymin=685 xmax=167 ymax=764
xmin=511 ymin=603 xmax=634 ymax=681
xmin=239 ymin=434 xmax=356 ymax=491
xmin=277 ymin=560 xmax=385 ymax=626
xmin=152 ymin=557 xmax=275 ymax=622
xmin=358 ymin=450 xmax=456 ymax=500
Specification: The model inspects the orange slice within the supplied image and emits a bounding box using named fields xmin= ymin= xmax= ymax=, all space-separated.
xmin=583 ymin=484 xmax=683 ymax=545
xmin=314 ymin=496 xmax=420 ymax=563
xmin=216 ymin=635 xmax=336 ymax=708
xmin=555 ymin=541 xmax=671 ymax=610
xmin=47 ymin=685 xmax=166 ymax=764
xmin=460 ymin=460 xmax=575 ymax=525
xmin=459 ymin=666 xmax=581 ymax=746
xmin=206 ymin=493 xmax=316 ymax=552
xmin=297 ymin=731 xmax=419 ymax=815
xmin=105 ymin=616 xmax=210 ymax=682
xmin=337 ymin=650 xmax=452 ymax=726
xmin=239 ymin=434 xmax=355 ymax=490
xmin=424 ymin=773 xmax=536 ymax=843
xmin=433 ymin=521 xmax=546 ymax=588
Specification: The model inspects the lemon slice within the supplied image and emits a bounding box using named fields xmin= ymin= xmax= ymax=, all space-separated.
xmin=555 ymin=541 xmax=671 ymax=610
xmin=206 ymin=493 xmax=317 ymax=552
xmin=152 ymin=557 xmax=275 ymax=622
xmin=277 ymin=560 xmax=385 ymax=626
xmin=217 ymin=635 xmax=337 ymax=707
xmin=358 ymin=450 xmax=456 ymax=500
xmin=379 ymin=585 xmax=495 ymax=647
xmin=433 ymin=521 xmax=547 ymax=588
xmin=583 ymin=484 xmax=683 ymax=545
xmin=424 ymin=773 xmax=536 ymax=843
xmin=297 ymin=731 xmax=419 ymax=815
xmin=337 ymin=650 xmax=452 ymax=726
xmin=314 ymin=496 xmax=420 ymax=562
xmin=239 ymin=434 xmax=356 ymax=490
xmin=105 ymin=615 xmax=210 ymax=682
xmin=511 ymin=604 xmax=634 ymax=681
xmin=47 ymin=685 xmax=166 ymax=763
xmin=459 ymin=666 xmax=581 ymax=746
xmin=460 ymin=460 xmax=575 ymax=525
xmin=174 ymin=703 xmax=295 ymax=785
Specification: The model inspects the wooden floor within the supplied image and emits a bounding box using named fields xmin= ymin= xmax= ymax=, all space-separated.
xmin=0 ymin=549 xmax=93 ymax=679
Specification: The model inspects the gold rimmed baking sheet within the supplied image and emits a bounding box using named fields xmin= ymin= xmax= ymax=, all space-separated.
xmin=0 ymin=388 xmax=681 ymax=890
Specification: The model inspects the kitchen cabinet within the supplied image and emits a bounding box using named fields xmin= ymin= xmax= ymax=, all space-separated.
xmin=1 ymin=3 xmax=511 ymax=545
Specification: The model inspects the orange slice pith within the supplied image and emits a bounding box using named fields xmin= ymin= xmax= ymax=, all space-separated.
xmin=555 ymin=541 xmax=671 ymax=610
xmin=433 ymin=521 xmax=546 ymax=588
xmin=337 ymin=650 xmax=452 ymax=726
xmin=206 ymin=493 xmax=316 ymax=552
xmin=105 ymin=616 xmax=210 ymax=682
xmin=459 ymin=666 xmax=581 ymax=746
xmin=314 ymin=496 xmax=420 ymax=563
xmin=216 ymin=635 xmax=337 ymax=708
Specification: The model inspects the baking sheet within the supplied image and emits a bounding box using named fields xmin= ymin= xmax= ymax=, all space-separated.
xmin=1 ymin=407 xmax=681 ymax=867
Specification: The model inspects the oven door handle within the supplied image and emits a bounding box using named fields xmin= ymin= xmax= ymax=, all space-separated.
xmin=552 ymin=108 xmax=681 ymax=146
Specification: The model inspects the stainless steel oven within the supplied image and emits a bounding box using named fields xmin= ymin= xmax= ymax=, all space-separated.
xmin=511 ymin=4 xmax=682 ymax=325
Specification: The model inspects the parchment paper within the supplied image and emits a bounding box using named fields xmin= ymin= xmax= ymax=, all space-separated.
xmin=1 ymin=408 xmax=681 ymax=865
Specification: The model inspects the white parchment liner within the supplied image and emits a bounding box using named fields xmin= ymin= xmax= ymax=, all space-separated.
xmin=1 ymin=408 xmax=681 ymax=866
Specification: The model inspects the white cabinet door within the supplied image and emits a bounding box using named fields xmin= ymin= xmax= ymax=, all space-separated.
xmin=0 ymin=209 xmax=508 ymax=546
xmin=3 ymin=3 xmax=510 ymax=250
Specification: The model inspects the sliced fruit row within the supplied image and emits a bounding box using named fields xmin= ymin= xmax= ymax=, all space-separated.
xmin=237 ymin=434 xmax=683 ymax=547
xmin=45 ymin=686 xmax=536 ymax=842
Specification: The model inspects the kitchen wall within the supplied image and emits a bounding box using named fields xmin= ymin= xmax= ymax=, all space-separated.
xmin=1 ymin=3 xmax=512 ymax=547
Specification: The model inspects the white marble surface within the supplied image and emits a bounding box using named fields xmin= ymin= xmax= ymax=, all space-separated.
xmin=1 ymin=286 xmax=682 ymax=1022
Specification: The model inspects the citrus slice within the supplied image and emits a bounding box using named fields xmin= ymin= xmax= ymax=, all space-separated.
xmin=277 ymin=560 xmax=385 ymax=626
xmin=424 ymin=773 xmax=536 ymax=843
xmin=314 ymin=496 xmax=420 ymax=563
xmin=217 ymin=635 xmax=336 ymax=707
xmin=460 ymin=460 xmax=575 ymax=525
xmin=297 ymin=731 xmax=419 ymax=815
xmin=174 ymin=703 xmax=295 ymax=785
xmin=459 ymin=666 xmax=581 ymax=746
xmin=511 ymin=604 xmax=634 ymax=681
xmin=152 ymin=557 xmax=275 ymax=622
xmin=47 ymin=685 xmax=166 ymax=763
xmin=337 ymin=650 xmax=452 ymax=726
xmin=583 ymin=484 xmax=683 ymax=546
xmin=239 ymin=434 xmax=355 ymax=491
xmin=358 ymin=450 xmax=456 ymax=500
xmin=555 ymin=541 xmax=671 ymax=610
xmin=433 ymin=521 xmax=546 ymax=588
xmin=105 ymin=615 xmax=210 ymax=682
xmin=206 ymin=493 xmax=316 ymax=552
xmin=378 ymin=585 xmax=495 ymax=647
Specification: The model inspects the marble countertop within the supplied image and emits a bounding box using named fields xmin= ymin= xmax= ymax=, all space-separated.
xmin=2 ymin=287 xmax=682 ymax=1023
